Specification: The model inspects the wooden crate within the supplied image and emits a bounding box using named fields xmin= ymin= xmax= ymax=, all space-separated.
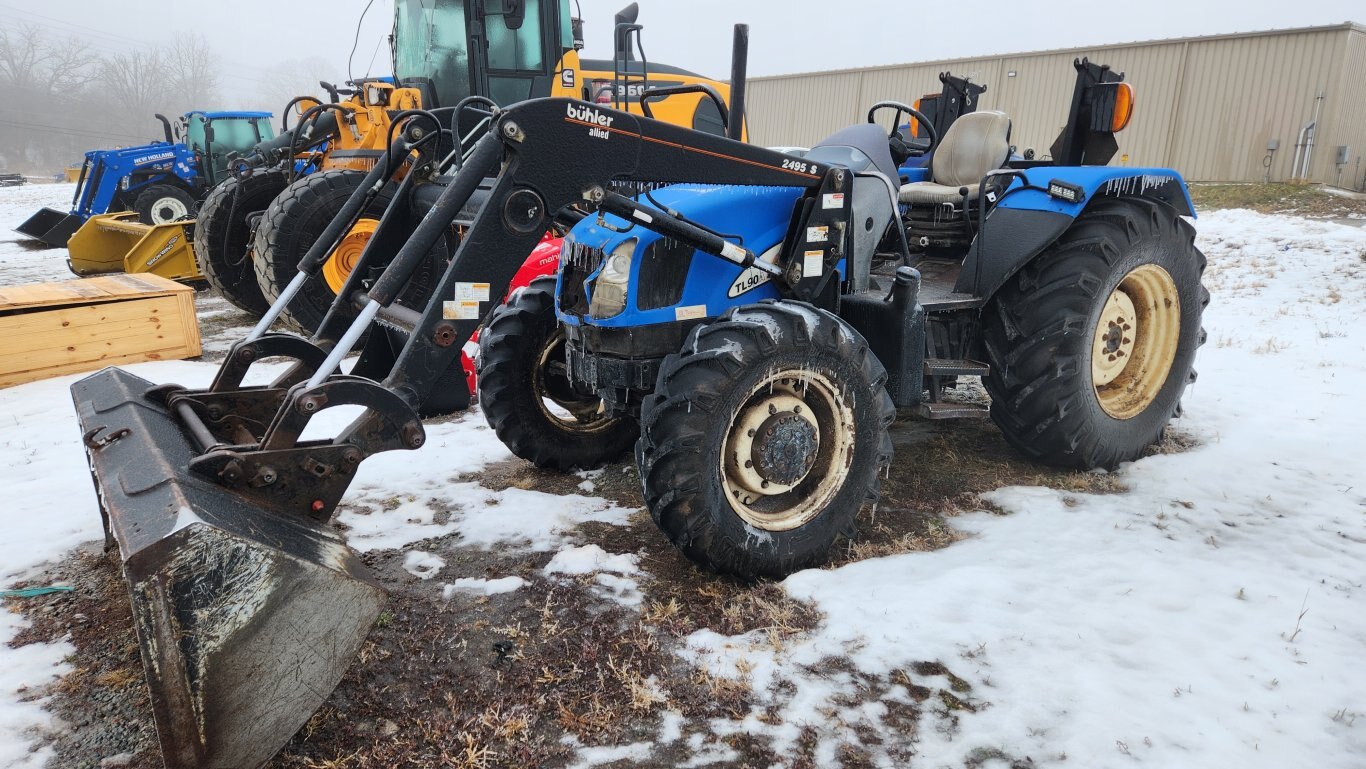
xmin=0 ymin=274 xmax=201 ymax=388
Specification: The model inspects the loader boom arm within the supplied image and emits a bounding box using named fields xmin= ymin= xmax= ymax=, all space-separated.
xmin=252 ymin=98 xmax=846 ymax=491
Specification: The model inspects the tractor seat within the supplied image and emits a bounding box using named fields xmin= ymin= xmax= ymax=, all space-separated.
xmin=898 ymin=111 xmax=1012 ymax=206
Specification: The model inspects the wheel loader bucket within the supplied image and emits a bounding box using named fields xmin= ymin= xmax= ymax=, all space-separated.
xmin=14 ymin=207 xmax=83 ymax=248
xmin=72 ymin=367 xmax=385 ymax=769
xmin=67 ymin=213 xmax=202 ymax=283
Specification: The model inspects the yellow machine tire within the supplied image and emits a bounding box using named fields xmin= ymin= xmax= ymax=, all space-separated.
xmin=194 ymin=171 xmax=289 ymax=315
xmin=982 ymin=198 xmax=1209 ymax=470
xmin=252 ymin=170 xmax=450 ymax=335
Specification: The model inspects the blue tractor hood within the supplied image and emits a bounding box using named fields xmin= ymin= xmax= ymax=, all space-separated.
xmin=560 ymin=183 xmax=804 ymax=329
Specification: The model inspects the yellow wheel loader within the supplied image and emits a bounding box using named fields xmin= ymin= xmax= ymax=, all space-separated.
xmin=252 ymin=0 xmax=746 ymax=334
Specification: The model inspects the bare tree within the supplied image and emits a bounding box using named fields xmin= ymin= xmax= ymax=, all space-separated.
xmin=99 ymin=50 xmax=169 ymax=133
xmin=255 ymin=56 xmax=337 ymax=114
xmin=165 ymin=34 xmax=221 ymax=115
xmin=0 ymin=24 xmax=104 ymax=171
xmin=0 ymin=24 xmax=95 ymax=98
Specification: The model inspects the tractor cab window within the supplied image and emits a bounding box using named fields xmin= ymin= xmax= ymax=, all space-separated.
xmin=184 ymin=117 xmax=208 ymax=154
xmin=209 ymin=118 xmax=272 ymax=156
xmin=487 ymin=0 xmax=545 ymax=105
xmin=394 ymin=0 xmax=474 ymax=108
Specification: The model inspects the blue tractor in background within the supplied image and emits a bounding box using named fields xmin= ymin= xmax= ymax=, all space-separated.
xmin=15 ymin=111 xmax=273 ymax=248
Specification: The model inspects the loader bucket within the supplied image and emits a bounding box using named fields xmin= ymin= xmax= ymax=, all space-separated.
xmin=72 ymin=367 xmax=385 ymax=769
xmin=14 ymin=207 xmax=83 ymax=248
xmin=67 ymin=213 xmax=202 ymax=283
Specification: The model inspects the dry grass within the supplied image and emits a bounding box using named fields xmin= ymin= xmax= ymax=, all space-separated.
xmin=1189 ymin=182 xmax=1366 ymax=218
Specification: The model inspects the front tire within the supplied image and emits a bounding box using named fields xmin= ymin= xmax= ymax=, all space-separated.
xmin=134 ymin=184 xmax=194 ymax=225
xmin=253 ymin=170 xmax=445 ymax=335
xmin=637 ymin=302 xmax=895 ymax=579
xmin=982 ymin=197 xmax=1208 ymax=469
xmin=479 ymin=277 xmax=638 ymax=471
xmin=193 ymin=171 xmax=288 ymax=315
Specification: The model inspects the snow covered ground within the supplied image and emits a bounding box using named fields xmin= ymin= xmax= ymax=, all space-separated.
xmin=0 ymin=182 xmax=1363 ymax=768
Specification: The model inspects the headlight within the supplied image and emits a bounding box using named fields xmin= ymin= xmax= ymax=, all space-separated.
xmin=588 ymin=238 xmax=636 ymax=319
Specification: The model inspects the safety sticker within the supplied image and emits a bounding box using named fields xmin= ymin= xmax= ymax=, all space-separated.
xmin=675 ymin=304 xmax=707 ymax=321
xmin=455 ymin=282 xmax=490 ymax=302
xmin=442 ymin=300 xmax=482 ymax=320
xmin=803 ymin=250 xmax=824 ymax=278
xmin=806 ymin=225 xmax=829 ymax=243
xmin=822 ymin=193 xmax=845 ymax=209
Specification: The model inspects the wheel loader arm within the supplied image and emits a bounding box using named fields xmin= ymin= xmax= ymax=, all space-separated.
xmin=321 ymin=98 xmax=847 ymax=414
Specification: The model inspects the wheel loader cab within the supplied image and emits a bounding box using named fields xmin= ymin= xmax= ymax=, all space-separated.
xmin=391 ymin=0 xmax=734 ymax=134
xmin=393 ymin=0 xmax=577 ymax=108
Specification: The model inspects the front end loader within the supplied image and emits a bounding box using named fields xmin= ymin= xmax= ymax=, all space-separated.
xmin=16 ymin=112 xmax=274 ymax=249
xmin=70 ymin=21 xmax=766 ymax=757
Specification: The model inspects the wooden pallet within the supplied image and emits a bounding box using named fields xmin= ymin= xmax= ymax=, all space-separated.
xmin=0 ymin=274 xmax=201 ymax=388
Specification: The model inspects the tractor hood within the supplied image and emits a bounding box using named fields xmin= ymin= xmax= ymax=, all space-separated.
xmin=85 ymin=142 xmax=188 ymax=168
xmin=559 ymin=183 xmax=802 ymax=328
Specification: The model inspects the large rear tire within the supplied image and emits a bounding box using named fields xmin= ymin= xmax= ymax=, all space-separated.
xmin=982 ymin=197 xmax=1209 ymax=469
xmin=479 ymin=277 xmax=638 ymax=471
xmin=253 ymin=170 xmax=446 ymax=335
xmin=134 ymin=184 xmax=194 ymax=226
xmin=637 ymin=302 xmax=895 ymax=579
xmin=193 ymin=171 xmax=288 ymax=315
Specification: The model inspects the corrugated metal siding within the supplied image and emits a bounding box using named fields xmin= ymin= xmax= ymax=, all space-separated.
xmin=1168 ymin=29 xmax=1345 ymax=182
xmin=1322 ymin=30 xmax=1366 ymax=189
xmin=745 ymin=24 xmax=1365 ymax=185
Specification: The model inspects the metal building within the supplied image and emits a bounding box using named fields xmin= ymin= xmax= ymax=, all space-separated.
xmin=745 ymin=23 xmax=1366 ymax=189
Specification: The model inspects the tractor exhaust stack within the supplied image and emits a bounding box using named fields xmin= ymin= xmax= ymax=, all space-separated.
xmin=727 ymin=24 xmax=749 ymax=141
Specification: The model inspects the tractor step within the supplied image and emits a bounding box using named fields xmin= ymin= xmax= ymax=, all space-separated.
xmin=923 ymin=358 xmax=990 ymax=377
xmin=918 ymin=401 xmax=991 ymax=420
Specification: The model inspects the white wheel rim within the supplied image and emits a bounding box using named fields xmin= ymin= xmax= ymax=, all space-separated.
xmin=150 ymin=196 xmax=189 ymax=224
xmin=720 ymin=369 xmax=856 ymax=532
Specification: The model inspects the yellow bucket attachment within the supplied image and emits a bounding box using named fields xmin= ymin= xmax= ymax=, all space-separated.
xmin=67 ymin=213 xmax=203 ymax=284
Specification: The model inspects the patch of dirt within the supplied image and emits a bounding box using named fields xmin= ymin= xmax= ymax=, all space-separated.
xmin=13 ymin=398 xmax=1197 ymax=768
xmin=5 ymin=544 xmax=159 ymax=769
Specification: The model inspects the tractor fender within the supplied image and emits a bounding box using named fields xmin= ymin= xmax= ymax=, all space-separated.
xmin=956 ymin=167 xmax=1193 ymax=299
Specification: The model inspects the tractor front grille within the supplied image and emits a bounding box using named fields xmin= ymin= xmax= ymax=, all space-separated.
xmin=636 ymin=237 xmax=693 ymax=310
xmin=558 ymin=239 xmax=605 ymax=317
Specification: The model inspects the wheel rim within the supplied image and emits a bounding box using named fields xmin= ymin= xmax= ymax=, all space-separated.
xmin=151 ymin=197 xmax=188 ymax=224
xmin=322 ymin=218 xmax=379 ymax=294
xmin=1091 ymin=263 xmax=1181 ymax=420
xmin=533 ymin=330 xmax=620 ymax=434
xmin=721 ymin=369 xmax=856 ymax=532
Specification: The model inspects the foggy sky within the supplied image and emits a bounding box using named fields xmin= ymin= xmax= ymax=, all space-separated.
xmin=3 ymin=0 xmax=1361 ymax=107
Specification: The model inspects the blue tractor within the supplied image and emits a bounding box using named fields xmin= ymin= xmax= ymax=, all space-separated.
xmin=15 ymin=111 xmax=273 ymax=247
xmin=473 ymin=58 xmax=1208 ymax=577
xmin=65 ymin=41 xmax=1206 ymax=766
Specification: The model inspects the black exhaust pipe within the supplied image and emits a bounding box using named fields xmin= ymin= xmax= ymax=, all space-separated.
xmin=727 ymin=24 xmax=749 ymax=141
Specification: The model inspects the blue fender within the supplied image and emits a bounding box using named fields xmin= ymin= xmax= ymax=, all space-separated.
xmin=957 ymin=167 xmax=1194 ymax=298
